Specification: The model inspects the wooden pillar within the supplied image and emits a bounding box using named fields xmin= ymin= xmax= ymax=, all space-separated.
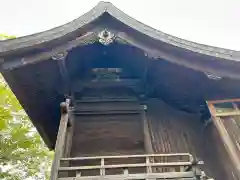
xmin=50 ymin=99 xmax=70 ymax=180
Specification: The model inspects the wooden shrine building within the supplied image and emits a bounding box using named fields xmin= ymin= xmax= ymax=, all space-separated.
xmin=1 ymin=2 xmax=240 ymax=180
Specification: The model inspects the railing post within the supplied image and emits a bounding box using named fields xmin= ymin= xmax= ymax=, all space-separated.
xmin=146 ymin=156 xmax=152 ymax=173
xmin=100 ymin=158 xmax=105 ymax=176
xmin=146 ymin=156 xmax=156 ymax=180
xmin=123 ymin=168 xmax=129 ymax=178
xmin=50 ymin=99 xmax=70 ymax=180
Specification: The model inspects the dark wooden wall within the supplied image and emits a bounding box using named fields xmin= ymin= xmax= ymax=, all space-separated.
xmin=71 ymin=114 xmax=144 ymax=157
xmin=70 ymin=97 xmax=145 ymax=157
xmin=146 ymin=99 xmax=237 ymax=180
xmin=66 ymin=91 xmax=238 ymax=179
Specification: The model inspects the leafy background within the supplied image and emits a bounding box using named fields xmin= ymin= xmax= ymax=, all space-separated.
xmin=0 ymin=35 xmax=53 ymax=180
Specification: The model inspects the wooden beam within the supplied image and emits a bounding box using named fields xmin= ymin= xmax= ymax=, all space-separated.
xmin=59 ymin=162 xmax=192 ymax=171
xmin=71 ymin=79 xmax=142 ymax=93
xmin=207 ymin=99 xmax=240 ymax=117
xmin=75 ymin=98 xmax=138 ymax=103
xmin=207 ymin=98 xmax=240 ymax=104
xmin=50 ymin=99 xmax=70 ymax=180
xmin=58 ymin=172 xmax=196 ymax=180
xmin=215 ymin=111 xmax=240 ymax=117
xmin=73 ymin=110 xmax=142 ymax=115
xmin=60 ymin=153 xmax=192 ymax=161
xmin=116 ymin=32 xmax=240 ymax=80
xmin=1 ymin=32 xmax=97 ymax=71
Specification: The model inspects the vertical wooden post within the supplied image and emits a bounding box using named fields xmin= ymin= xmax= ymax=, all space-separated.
xmin=123 ymin=168 xmax=129 ymax=177
xmin=146 ymin=156 xmax=152 ymax=173
xmin=50 ymin=99 xmax=70 ymax=180
xmin=141 ymin=105 xmax=156 ymax=179
xmin=100 ymin=158 xmax=105 ymax=176
xmin=62 ymin=107 xmax=74 ymax=178
xmin=141 ymin=105 xmax=154 ymax=154
xmin=63 ymin=110 xmax=74 ymax=158
xmin=76 ymin=172 xmax=81 ymax=177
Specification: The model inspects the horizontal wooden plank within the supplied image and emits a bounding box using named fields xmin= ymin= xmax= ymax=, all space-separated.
xmin=59 ymin=162 xmax=192 ymax=171
xmin=72 ymin=110 xmax=142 ymax=115
xmin=215 ymin=111 xmax=240 ymax=117
xmin=207 ymin=98 xmax=240 ymax=104
xmin=74 ymin=105 xmax=142 ymax=112
xmin=61 ymin=153 xmax=192 ymax=161
xmin=72 ymin=79 xmax=143 ymax=92
xmin=58 ymin=172 xmax=195 ymax=180
xmin=75 ymin=98 xmax=138 ymax=103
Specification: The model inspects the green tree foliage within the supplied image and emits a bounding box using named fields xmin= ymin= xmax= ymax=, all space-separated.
xmin=0 ymin=75 xmax=53 ymax=179
xmin=0 ymin=34 xmax=16 ymax=40
xmin=0 ymin=34 xmax=53 ymax=179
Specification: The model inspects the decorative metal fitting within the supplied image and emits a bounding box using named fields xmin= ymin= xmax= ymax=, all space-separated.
xmin=98 ymin=29 xmax=115 ymax=45
xmin=52 ymin=52 xmax=68 ymax=60
xmin=204 ymin=72 xmax=222 ymax=80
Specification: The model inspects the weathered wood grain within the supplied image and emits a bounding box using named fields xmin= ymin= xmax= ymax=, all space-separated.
xmin=50 ymin=100 xmax=69 ymax=180
xmin=146 ymin=99 xmax=236 ymax=180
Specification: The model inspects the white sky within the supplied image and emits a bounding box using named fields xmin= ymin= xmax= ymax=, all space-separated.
xmin=0 ymin=0 xmax=240 ymax=50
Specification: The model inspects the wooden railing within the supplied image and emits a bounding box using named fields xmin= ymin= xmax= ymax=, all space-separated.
xmin=50 ymin=99 xmax=211 ymax=180
xmin=54 ymin=153 xmax=210 ymax=180
xmin=207 ymin=99 xmax=240 ymax=178
xmin=50 ymin=99 xmax=70 ymax=180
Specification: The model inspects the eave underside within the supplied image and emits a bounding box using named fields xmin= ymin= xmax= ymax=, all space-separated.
xmin=1 ymin=13 xmax=240 ymax=81
xmin=2 ymin=43 xmax=240 ymax=148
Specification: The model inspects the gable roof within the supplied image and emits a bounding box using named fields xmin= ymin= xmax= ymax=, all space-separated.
xmin=0 ymin=1 xmax=240 ymax=149
xmin=0 ymin=1 xmax=239 ymax=61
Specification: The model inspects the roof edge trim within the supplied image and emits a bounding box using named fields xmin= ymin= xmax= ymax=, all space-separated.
xmin=0 ymin=1 xmax=239 ymax=61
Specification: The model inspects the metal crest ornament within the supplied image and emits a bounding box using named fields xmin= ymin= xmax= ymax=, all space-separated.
xmin=98 ymin=29 xmax=115 ymax=45
xmin=52 ymin=52 xmax=68 ymax=60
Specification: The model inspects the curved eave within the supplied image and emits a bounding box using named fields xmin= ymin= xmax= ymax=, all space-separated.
xmin=0 ymin=1 xmax=239 ymax=61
